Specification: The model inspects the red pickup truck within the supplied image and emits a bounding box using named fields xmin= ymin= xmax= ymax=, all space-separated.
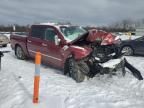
xmin=10 ymin=23 xmax=126 ymax=82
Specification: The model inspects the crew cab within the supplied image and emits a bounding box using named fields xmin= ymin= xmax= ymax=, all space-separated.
xmin=10 ymin=23 xmax=123 ymax=82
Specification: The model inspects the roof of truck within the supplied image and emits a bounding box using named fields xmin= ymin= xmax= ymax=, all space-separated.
xmin=33 ymin=22 xmax=71 ymax=27
xmin=32 ymin=22 xmax=77 ymax=31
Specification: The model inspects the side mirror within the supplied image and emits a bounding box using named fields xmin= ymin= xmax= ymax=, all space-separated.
xmin=55 ymin=35 xmax=61 ymax=45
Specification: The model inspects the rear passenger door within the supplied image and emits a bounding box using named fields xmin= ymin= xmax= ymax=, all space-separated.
xmin=41 ymin=27 xmax=63 ymax=67
xmin=27 ymin=26 xmax=45 ymax=58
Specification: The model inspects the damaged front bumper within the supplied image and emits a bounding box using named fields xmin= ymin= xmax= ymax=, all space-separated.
xmin=98 ymin=57 xmax=143 ymax=80
xmin=99 ymin=57 xmax=124 ymax=69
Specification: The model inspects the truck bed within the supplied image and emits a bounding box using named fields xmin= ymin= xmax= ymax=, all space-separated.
xmin=10 ymin=34 xmax=29 ymax=57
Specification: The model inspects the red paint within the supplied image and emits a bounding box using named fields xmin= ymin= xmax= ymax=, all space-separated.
xmin=10 ymin=24 xmax=118 ymax=69
xmin=87 ymin=29 xmax=117 ymax=45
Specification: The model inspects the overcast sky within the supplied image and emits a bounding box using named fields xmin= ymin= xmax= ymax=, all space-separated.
xmin=0 ymin=0 xmax=144 ymax=26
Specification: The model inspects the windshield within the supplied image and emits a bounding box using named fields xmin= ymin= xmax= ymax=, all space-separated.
xmin=60 ymin=26 xmax=86 ymax=41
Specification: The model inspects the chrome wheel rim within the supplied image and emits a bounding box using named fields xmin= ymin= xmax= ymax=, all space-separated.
xmin=16 ymin=47 xmax=23 ymax=58
xmin=122 ymin=47 xmax=133 ymax=55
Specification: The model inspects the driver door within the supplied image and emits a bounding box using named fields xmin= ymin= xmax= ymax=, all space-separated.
xmin=41 ymin=27 xmax=63 ymax=68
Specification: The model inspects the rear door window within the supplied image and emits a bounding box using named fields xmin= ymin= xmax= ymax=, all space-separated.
xmin=31 ymin=26 xmax=45 ymax=39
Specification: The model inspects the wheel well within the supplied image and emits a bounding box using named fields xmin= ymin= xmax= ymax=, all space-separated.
xmin=121 ymin=45 xmax=134 ymax=53
xmin=64 ymin=54 xmax=75 ymax=75
xmin=15 ymin=44 xmax=21 ymax=54
xmin=14 ymin=44 xmax=26 ymax=59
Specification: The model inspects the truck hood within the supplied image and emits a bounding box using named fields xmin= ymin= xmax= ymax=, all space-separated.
xmin=71 ymin=29 xmax=121 ymax=45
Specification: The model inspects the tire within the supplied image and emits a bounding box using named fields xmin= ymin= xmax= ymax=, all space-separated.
xmin=64 ymin=57 xmax=86 ymax=82
xmin=77 ymin=61 xmax=90 ymax=75
xmin=15 ymin=45 xmax=26 ymax=60
xmin=121 ymin=46 xmax=133 ymax=56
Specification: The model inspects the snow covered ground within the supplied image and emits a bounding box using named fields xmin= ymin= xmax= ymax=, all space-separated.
xmin=0 ymin=45 xmax=144 ymax=108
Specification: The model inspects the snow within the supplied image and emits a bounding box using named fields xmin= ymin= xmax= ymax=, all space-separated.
xmin=100 ymin=58 xmax=122 ymax=68
xmin=118 ymin=35 xmax=142 ymax=40
xmin=0 ymin=45 xmax=144 ymax=108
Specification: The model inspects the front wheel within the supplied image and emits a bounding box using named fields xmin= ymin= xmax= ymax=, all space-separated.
xmin=64 ymin=57 xmax=86 ymax=82
xmin=15 ymin=45 xmax=26 ymax=60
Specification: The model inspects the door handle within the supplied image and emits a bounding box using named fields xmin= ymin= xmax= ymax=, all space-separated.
xmin=42 ymin=43 xmax=47 ymax=47
xmin=28 ymin=40 xmax=31 ymax=43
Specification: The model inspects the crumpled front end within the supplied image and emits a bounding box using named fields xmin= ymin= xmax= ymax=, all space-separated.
xmin=68 ymin=29 xmax=143 ymax=81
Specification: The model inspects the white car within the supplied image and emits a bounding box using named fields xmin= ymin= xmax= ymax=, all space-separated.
xmin=0 ymin=34 xmax=10 ymax=47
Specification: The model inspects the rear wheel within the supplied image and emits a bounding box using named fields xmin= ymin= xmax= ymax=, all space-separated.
xmin=15 ymin=45 xmax=26 ymax=60
xmin=64 ymin=57 xmax=86 ymax=82
xmin=121 ymin=46 xmax=133 ymax=56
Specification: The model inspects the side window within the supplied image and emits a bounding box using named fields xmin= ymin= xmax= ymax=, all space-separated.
xmin=136 ymin=36 xmax=144 ymax=41
xmin=141 ymin=36 xmax=144 ymax=40
xmin=45 ymin=28 xmax=57 ymax=42
xmin=31 ymin=26 xmax=45 ymax=39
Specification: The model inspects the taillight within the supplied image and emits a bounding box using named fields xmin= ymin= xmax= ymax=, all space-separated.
xmin=114 ymin=39 xmax=121 ymax=44
xmin=101 ymin=36 xmax=114 ymax=45
xmin=101 ymin=35 xmax=121 ymax=45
